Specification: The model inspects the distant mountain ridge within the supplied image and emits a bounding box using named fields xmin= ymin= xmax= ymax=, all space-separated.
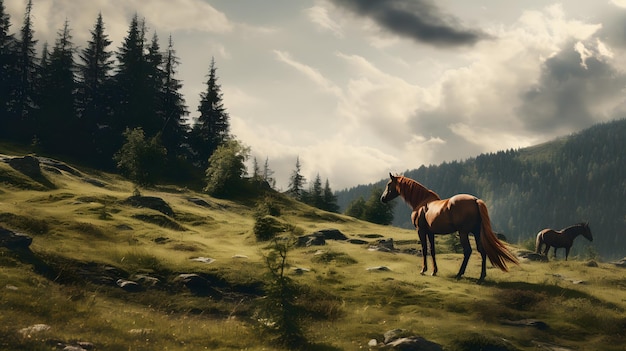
xmin=336 ymin=118 xmax=626 ymax=260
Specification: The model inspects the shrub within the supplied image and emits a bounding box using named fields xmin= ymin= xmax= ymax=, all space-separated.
xmin=255 ymin=237 xmax=307 ymax=348
xmin=253 ymin=215 xmax=285 ymax=241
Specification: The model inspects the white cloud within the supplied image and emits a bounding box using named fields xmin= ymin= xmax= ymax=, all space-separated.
xmin=305 ymin=5 xmax=343 ymax=38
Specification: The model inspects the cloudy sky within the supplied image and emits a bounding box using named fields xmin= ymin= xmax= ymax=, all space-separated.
xmin=6 ymin=0 xmax=626 ymax=190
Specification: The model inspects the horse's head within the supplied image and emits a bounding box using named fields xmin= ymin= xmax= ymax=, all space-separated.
xmin=582 ymin=222 xmax=593 ymax=241
xmin=380 ymin=173 xmax=400 ymax=203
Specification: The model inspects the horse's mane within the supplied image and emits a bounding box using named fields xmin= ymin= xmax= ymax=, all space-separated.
xmin=396 ymin=176 xmax=441 ymax=208
xmin=567 ymin=222 xmax=588 ymax=230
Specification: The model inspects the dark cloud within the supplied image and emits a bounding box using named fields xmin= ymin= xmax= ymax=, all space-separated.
xmin=517 ymin=40 xmax=626 ymax=133
xmin=329 ymin=0 xmax=489 ymax=47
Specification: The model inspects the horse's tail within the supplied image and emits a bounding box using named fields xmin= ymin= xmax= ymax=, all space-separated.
xmin=535 ymin=232 xmax=543 ymax=253
xmin=476 ymin=199 xmax=519 ymax=271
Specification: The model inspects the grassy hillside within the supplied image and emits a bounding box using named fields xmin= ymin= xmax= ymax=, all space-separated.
xmin=337 ymin=118 xmax=626 ymax=261
xmin=1 ymin=152 xmax=625 ymax=350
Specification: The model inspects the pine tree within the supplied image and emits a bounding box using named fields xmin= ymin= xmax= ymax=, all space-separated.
xmin=262 ymin=157 xmax=276 ymax=189
xmin=144 ymin=31 xmax=164 ymax=136
xmin=35 ymin=20 xmax=77 ymax=155
xmin=190 ymin=57 xmax=230 ymax=170
xmin=287 ymin=157 xmax=306 ymax=200
xmin=0 ymin=0 xmax=18 ymax=138
xmin=309 ymin=173 xmax=324 ymax=209
xmin=322 ymin=178 xmax=339 ymax=212
xmin=77 ymin=13 xmax=114 ymax=165
xmin=13 ymin=0 xmax=38 ymax=142
xmin=113 ymin=14 xmax=150 ymax=136
xmin=159 ymin=34 xmax=189 ymax=170
xmin=251 ymin=157 xmax=262 ymax=181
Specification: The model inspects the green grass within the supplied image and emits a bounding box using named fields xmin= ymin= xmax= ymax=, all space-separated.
xmin=1 ymin=152 xmax=625 ymax=350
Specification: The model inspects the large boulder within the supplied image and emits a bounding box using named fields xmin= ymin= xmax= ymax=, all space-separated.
xmin=122 ymin=196 xmax=174 ymax=217
xmin=0 ymin=228 xmax=32 ymax=250
xmin=7 ymin=155 xmax=41 ymax=177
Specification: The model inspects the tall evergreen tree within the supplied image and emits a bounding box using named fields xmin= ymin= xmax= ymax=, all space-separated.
xmin=262 ymin=157 xmax=276 ymax=189
xmin=35 ymin=20 xmax=77 ymax=154
xmin=308 ymin=173 xmax=324 ymax=209
xmin=0 ymin=0 xmax=18 ymax=138
xmin=287 ymin=156 xmax=306 ymax=200
xmin=13 ymin=0 xmax=38 ymax=142
xmin=77 ymin=13 xmax=114 ymax=165
xmin=322 ymin=179 xmax=339 ymax=212
xmin=113 ymin=14 xmax=150 ymax=137
xmin=159 ymin=34 xmax=189 ymax=169
xmin=144 ymin=31 xmax=164 ymax=136
xmin=190 ymin=57 xmax=230 ymax=170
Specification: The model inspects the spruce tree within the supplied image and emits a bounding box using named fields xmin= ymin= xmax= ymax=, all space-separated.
xmin=113 ymin=14 xmax=149 ymax=136
xmin=77 ymin=13 xmax=114 ymax=165
xmin=159 ymin=34 xmax=189 ymax=171
xmin=35 ymin=20 xmax=77 ymax=155
xmin=262 ymin=157 xmax=276 ymax=189
xmin=190 ymin=57 xmax=230 ymax=170
xmin=144 ymin=31 xmax=164 ymax=136
xmin=309 ymin=173 xmax=324 ymax=209
xmin=0 ymin=0 xmax=18 ymax=138
xmin=13 ymin=0 xmax=38 ymax=142
xmin=322 ymin=178 xmax=339 ymax=212
xmin=287 ymin=157 xmax=306 ymax=200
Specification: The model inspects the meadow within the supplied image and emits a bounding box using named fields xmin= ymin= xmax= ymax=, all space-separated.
xmin=0 ymin=153 xmax=625 ymax=350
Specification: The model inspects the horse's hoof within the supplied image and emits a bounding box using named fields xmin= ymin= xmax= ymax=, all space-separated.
xmin=420 ymin=271 xmax=426 ymax=276
xmin=455 ymin=274 xmax=462 ymax=280
xmin=431 ymin=272 xmax=437 ymax=277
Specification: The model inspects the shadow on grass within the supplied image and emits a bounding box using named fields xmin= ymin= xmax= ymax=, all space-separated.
xmin=483 ymin=280 xmax=621 ymax=310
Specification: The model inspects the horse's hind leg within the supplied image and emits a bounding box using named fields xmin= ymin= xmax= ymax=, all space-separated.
xmin=418 ymin=230 xmax=428 ymax=275
xmin=428 ymin=232 xmax=438 ymax=276
xmin=474 ymin=231 xmax=487 ymax=281
xmin=456 ymin=231 xmax=472 ymax=279
xmin=565 ymin=247 xmax=570 ymax=261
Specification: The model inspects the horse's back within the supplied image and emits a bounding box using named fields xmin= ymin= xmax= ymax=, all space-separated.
xmin=538 ymin=228 xmax=568 ymax=248
xmin=425 ymin=194 xmax=479 ymax=233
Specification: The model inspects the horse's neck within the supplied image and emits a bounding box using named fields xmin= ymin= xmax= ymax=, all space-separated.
xmin=565 ymin=225 xmax=583 ymax=238
xmin=399 ymin=178 xmax=440 ymax=209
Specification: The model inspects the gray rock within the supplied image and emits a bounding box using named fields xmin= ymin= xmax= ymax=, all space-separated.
xmin=385 ymin=336 xmax=443 ymax=351
xmin=0 ymin=228 xmax=32 ymax=250
xmin=7 ymin=155 xmax=41 ymax=177
xmin=116 ymin=279 xmax=142 ymax=292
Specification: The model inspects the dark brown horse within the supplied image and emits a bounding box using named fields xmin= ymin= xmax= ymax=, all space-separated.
xmin=535 ymin=223 xmax=593 ymax=260
xmin=380 ymin=174 xmax=518 ymax=281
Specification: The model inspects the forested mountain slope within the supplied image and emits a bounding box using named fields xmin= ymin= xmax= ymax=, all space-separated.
xmin=337 ymin=118 xmax=626 ymax=260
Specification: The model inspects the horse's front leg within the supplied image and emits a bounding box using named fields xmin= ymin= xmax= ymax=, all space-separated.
xmin=418 ymin=230 xmax=428 ymax=275
xmin=553 ymin=248 xmax=558 ymax=260
xmin=428 ymin=232 xmax=438 ymax=276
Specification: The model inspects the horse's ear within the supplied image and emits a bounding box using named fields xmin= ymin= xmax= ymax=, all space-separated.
xmin=389 ymin=172 xmax=394 ymax=180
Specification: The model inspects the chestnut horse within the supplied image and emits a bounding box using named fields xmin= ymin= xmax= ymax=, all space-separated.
xmin=535 ymin=223 xmax=593 ymax=260
xmin=380 ymin=174 xmax=518 ymax=281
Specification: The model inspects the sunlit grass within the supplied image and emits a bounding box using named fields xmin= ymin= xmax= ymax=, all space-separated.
xmin=1 ymin=154 xmax=626 ymax=350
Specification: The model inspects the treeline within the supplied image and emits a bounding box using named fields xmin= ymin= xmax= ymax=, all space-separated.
xmin=0 ymin=0 xmax=222 ymax=182
xmin=0 ymin=1 xmax=342 ymax=212
xmin=336 ymin=118 xmax=626 ymax=260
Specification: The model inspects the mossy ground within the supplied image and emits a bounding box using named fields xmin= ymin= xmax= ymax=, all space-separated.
xmin=1 ymin=154 xmax=624 ymax=350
